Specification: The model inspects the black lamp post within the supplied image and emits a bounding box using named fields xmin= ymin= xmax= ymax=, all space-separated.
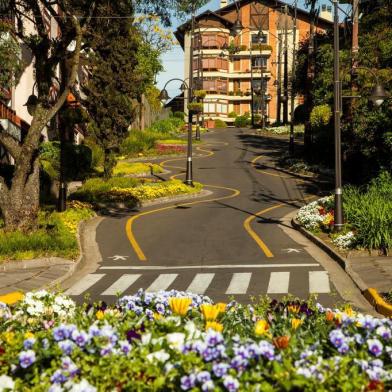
xmin=333 ymin=0 xmax=388 ymax=232
xmin=159 ymin=78 xmax=193 ymax=186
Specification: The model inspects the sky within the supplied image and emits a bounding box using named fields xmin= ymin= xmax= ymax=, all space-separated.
xmin=156 ymin=0 xmax=319 ymax=99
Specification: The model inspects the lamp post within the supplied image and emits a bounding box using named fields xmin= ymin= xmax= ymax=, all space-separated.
xmin=333 ymin=0 xmax=388 ymax=232
xmin=159 ymin=79 xmax=193 ymax=186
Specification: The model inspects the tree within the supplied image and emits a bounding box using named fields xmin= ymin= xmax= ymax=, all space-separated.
xmin=81 ymin=0 xmax=141 ymax=179
xmin=0 ymin=0 xmax=87 ymax=231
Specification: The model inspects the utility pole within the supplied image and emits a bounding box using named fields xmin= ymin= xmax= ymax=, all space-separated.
xmin=276 ymin=33 xmax=282 ymax=124
xmin=333 ymin=0 xmax=343 ymax=231
xmin=350 ymin=0 xmax=360 ymax=117
xmin=289 ymin=1 xmax=298 ymax=156
xmin=283 ymin=4 xmax=289 ymax=124
xmin=195 ymin=33 xmax=201 ymax=141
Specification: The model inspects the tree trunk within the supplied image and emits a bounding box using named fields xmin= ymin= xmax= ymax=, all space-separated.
xmin=103 ymin=149 xmax=116 ymax=180
xmin=1 ymin=156 xmax=40 ymax=232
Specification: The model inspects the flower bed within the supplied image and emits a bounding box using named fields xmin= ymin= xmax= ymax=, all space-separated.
xmin=72 ymin=179 xmax=203 ymax=208
xmin=0 ymin=201 xmax=95 ymax=261
xmin=113 ymin=162 xmax=163 ymax=177
xmin=1 ymin=290 xmax=391 ymax=391
xmin=155 ymin=143 xmax=187 ymax=155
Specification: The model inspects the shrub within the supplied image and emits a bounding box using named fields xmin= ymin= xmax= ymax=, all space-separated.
xmin=1 ymin=291 xmax=391 ymax=391
xmin=71 ymin=178 xmax=202 ymax=207
xmin=214 ymin=119 xmax=227 ymax=128
xmin=150 ymin=118 xmax=184 ymax=134
xmin=234 ymin=115 xmax=249 ymax=128
xmin=83 ymin=138 xmax=104 ymax=169
xmin=310 ymin=104 xmax=332 ymax=130
xmin=228 ymin=111 xmax=237 ymax=118
xmin=172 ymin=111 xmax=185 ymax=119
xmin=0 ymin=203 xmax=94 ymax=261
xmin=39 ymin=142 xmax=93 ymax=181
xmin=113 ymin=162 xmax=163 ymax=177
xmin=343 ymin=171 xmax=392 ymax=253
xmin=120 ymin=130 xmax=168 ymax=156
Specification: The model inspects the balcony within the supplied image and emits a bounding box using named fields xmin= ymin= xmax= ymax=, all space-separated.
xmin=0 ymin=101 xmax=29 ymax=143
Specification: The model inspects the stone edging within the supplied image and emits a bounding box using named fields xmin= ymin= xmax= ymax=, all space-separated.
xmin=291 ymin=217 xmax=392 ymax=317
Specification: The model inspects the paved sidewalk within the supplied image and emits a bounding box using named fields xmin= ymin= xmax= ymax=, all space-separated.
xmin=349 ymin=256 xmax=392 ymax=294
xmin=0 ymin=258 xmax=74 ymax=295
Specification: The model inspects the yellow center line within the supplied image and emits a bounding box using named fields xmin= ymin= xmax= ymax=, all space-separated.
xmin=125 ymin=185 xmax=240 ymax=261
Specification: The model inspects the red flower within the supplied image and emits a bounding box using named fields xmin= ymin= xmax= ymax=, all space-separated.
xmin=366 ymin=380 xmax=384 ymax=391
xmin=0 ymin=347 xmax=5 ymax=356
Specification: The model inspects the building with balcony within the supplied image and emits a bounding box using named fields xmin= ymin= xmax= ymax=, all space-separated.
xmin=175 ymin=0 xmax=333 ymax=126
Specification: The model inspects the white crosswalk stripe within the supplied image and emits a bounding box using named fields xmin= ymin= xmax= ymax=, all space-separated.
xmin=309 ymin=271 xmax=330 ymax=294
xmin=146 ymin=273 xmax=178 ymax=292
xmin=226 ymin=273 xmax=252 ymax=294
xmin=267 ymin=272 xmax=290 ymax=294
xmin=186 ymin=273 xmax=215 ymax=294
xmin=65 ymin=274 xmax=105 ymax=296
xmin=65 ymin=270 xmax=332 ymax=297
xmin=101 ymin=274 xmax=141 ymax=296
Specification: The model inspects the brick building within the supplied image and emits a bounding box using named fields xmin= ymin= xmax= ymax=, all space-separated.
xmin=175 ymin=0 xmax=333 ymax=126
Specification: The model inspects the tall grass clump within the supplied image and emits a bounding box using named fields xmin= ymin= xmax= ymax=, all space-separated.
xmin=343 ymin=171 xmax=392 ymax=253
xmin=119 ymin=130 xmax=167 ymax=156
xmin=150 ymin=117 xmax=184 ymax=134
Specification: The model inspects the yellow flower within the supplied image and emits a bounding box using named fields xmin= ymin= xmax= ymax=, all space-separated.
xmin=344 ymin=305 xmax=355 ymax=318
xmin=153 ymin=312 xmax=163 ymax=320
xmin=169 ymin=297 xmax=192 ymax=316
xmin=3 ymin=331 xmax=15 ymax=344
xmin=291 ymin=318 xmax=303 ymax=330
xmin=216 ymin=303 xmax=227 ymax=313
xmin=24 ymin=331 xmax=34 ymax=339
xmin=287 ymin=305 xmax=300 ymax=314
xmin=255 ymin=320 xmax=269 ymax=336
xmin=200 ymin=304 xmax=220 ymax=321
xmin=96 ymin=310 xmax=104 ymax=320
xmin=206 ymin=321 xmax=223 ymax=332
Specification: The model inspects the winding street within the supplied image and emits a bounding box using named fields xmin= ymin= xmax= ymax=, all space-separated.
xmin=64 ymin=128 xmax=366 ymax=308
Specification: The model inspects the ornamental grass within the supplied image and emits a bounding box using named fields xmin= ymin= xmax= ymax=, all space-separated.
xmin=1 ymin=290 xmax=391 ymax=391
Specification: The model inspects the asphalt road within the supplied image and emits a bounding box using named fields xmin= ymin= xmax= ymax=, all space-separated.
xmin=66 ymin=128 xmax=349 ymax=307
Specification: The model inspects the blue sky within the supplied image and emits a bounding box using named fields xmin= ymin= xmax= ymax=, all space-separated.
xmin=156 ymin=0 xmax=347 ymax=98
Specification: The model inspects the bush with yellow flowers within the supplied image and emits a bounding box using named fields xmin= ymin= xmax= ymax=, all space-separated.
xmin=0 ymin=290 xmax=391 ymax=391
xmin=72 ymin=179 xmax=203 ymax=207
xmin=0 ymin=205 xmax=95 ymax=261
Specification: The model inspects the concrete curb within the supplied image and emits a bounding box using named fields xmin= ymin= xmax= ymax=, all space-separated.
xmin=291 ymin=217 xmax=368 ymax=292
xmin=363 ymin=288 xmax=392 ymax=318
xmin=291 ymin=217 xmax=392 ymax=317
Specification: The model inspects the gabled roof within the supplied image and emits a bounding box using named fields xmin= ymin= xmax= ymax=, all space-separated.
xmin=175 ymin=0 xmax=333 ymax=48
xmin=175 ymin=10 xmax=234 ymax=49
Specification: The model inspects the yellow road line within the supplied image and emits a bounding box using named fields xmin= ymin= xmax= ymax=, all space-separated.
xmin=125 ymin=185 xmax=240 ymax=261
xmin=243 ymin=204 xmax=284 ymax=258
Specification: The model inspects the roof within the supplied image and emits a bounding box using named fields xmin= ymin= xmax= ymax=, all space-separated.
xmin=175 ymin=0 xmax=333 ymax=48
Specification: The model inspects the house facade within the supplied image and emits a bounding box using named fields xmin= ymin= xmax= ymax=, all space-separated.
xmin=175 ymin=0 xmax=333 ymax=126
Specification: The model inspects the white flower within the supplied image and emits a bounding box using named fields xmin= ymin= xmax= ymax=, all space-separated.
xmin=141 ymin=332 xmax=151 ymax=345
xmin=166 ymin=332 xmax=185 ymax=350
xmin=65 ymin=379 xmax=97 ymax=392
xmin=146 ymin=350 xmax=170 ymax=363
xmin=0 ymin=375 xmax=15 ymax=391
xmin=184 ymin=321 xmax=201 ymax=340
xmin=332 ymin=231 xmax=356 ymax=249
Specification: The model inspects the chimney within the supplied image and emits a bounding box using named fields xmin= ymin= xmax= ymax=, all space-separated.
xmin=320 ymin=4 xmax=333 ymax=22
xmin=220 ymin=0 xmax=228 ymax=8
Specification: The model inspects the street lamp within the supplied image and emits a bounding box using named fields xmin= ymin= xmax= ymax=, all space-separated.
xmin=159 ymin=78 xmax=193 ymax=186
xmin=333 ymin=0 xmax=389 ymax=232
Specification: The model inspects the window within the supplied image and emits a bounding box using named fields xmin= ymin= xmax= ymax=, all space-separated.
xmin=203 ymin=102 xmax=228 ymax=114
xmin=202 ymin=78 xmax=228 ymax=94
xmin=196 ymin=33 xmax=228 ymax=49
xmin=201 ymin=57 xmax=228 ymax=71
xmin=251 ymin=57 xmax=268 ymax=68
xmin=204 ymin=102 xmax=216 ymax=113
xmin=216 ymin=103 xmax=228 ymax=114
xmin=251 ymin=33 xmax=268 ymax=44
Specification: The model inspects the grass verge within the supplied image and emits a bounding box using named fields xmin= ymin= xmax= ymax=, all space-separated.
xmin=113 ymin=162 xmax=163 ymax=177
xmin=0 ymin=201 xmax=95 ymax=262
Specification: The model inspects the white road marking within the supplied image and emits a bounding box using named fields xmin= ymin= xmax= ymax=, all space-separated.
xmin=108 ymin=255 xmax=129 ymax=261
xmin=101 ymin=274 xmax=141 ymax=296
xmin=186 ymin=273 xmax=215 ymax=294
xmin=267 ymin=272 xmax=290 ymax=294
xmin=309 ymin=271 xmax=330 ymax=293
xmin=226 ymin=273 xmax=252 ymax=294
xmin=284 ymin=248 xmax=301 ymax=253
xmin=146 ymin=274 xmax=178 ymax=292
xmin=99 ymin=264 xmax=319 ymax=270
xmin=65 ymin=274 xmax=105 ymax=296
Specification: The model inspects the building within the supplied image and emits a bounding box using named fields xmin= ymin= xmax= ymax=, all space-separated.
xmin=175 ymin=0 xmax=333 ymax=127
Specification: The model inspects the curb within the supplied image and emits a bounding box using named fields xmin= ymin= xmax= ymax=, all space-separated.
xmin=291 ymin=217 xmax=392 ymax=317
xmin=291 ymin=217 xmax=368 ymax=292
xmin=363 ymin=288 xmax=392 ymax=318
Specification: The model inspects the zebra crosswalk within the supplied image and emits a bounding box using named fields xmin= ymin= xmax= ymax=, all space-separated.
xmin=65 ymin=270 xmax=331 ymax=298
